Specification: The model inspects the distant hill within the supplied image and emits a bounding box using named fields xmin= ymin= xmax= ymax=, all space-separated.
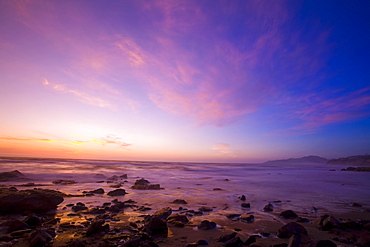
xmin=264 ymin=155 xmax=328 ymax=164
xmin=327 ymin=155 xmax=370 ymax=166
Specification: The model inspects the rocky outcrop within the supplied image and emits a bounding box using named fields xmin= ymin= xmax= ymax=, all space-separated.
xmin=131 ymin=178 xmax=162 ymax=190
xmin=327 ymin=155 xmax=370 ymax=166
xmin=0 ymin=170 xmax=25 ymax=181
xmin=0 ymin=188 xmax=64 ymax=214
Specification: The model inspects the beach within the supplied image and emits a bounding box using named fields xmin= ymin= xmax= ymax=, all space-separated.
xmin=0 ymin=157 xmax=369 ymax=246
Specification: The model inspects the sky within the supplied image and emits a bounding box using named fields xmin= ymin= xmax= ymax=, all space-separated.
xmin=0 ymin=0 xmax=369 ymax=163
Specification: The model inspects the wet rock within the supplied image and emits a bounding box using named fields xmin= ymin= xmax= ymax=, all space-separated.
xmin=351 ymin=202 xmax=362 ymax=207
xmin=309 ymin=240 xmax=337 ymax=247
xmin=0 ymin=188 xmax=64 ymax=214
xmin=107 ymin=189 xmax=127 ymax=196
xmin=68 ymin=239 xmax=86 ymax=247
xmin=86 ymin=207 xmax=106 ymax=215
xmin=187 ymin=239 xmax=209 ymax=246
xmin=198 ymin=220 xmax=217 ymax=230
xmin=153 ymin=207 xmax=172 ymax=220
xmin=167 ymin=214 xmax=189 ymax=225
xmin=297 ymin=217 xmax=310 ymax=223
xmin=28 ymin=228 xmax=56 ymax=247
xmin=240 ymin=214 xmax=254 ymax=223
xmin=313 ymin=215 xmax=340 ymax=230
xmin=287 ymin=234 xmax=301 ymax=247
xmin=279 ymin=210 xmax=298 ymax=219
xmin=225 ymin=236 xmax=244 ymax=247
xmin=131 ymin=178 xmax=162 ymax=190
xmin=24 ymin=214 xmax=43 ymax=228
xmin=241 ymin=203 xmax=251 ymax=208
xmin=120 ymin=174 xmax=128 ymax=179
xmin=107 ymin=175 xmax=120 ymax=181
xmin=213 ymin=188 xmax=222 ymax=190
xmin=238 ymin=195 xmax=246 ymax=201
xmin=218 ymin=232 xmax=237 ymax=242
xmin=52 ymin=179 xmax=76 ymax=185
xmin=0 ymin=220 xmax=28 ymax=234
xmin=0 ymin=170 xmax=25 ymax=181
xmin=109 ymin=183 xmax=122 ymax=188
xmin=89 ymin=188 xmax=104 ymax=194
xmin=8 ymin=187 xmax=18 ymax=191
xmin=226 ymin=214 xmax=241 ymax=221
xmin=172 ymin=199 xmax=187 ymax=204
xmin=72 ymin=205 xmax=88 ymax=212
xmin=263 ymin=203 xmax=274 ymax=212
xmin=86 ymin=220 xmax=109 ymax=236
xmin=245 ymin=235 xmax=259 ymax=246
xmin=277 ymin=222 xmax=308 ymax=238
xmin=199 ymin=206 xmax=213 ymax=212
xmin=145 ymin=216 xmax=168 ymax=237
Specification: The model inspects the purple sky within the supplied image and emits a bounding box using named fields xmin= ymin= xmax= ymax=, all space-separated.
xmin=0 ymin=0 xmax=369 ymax=162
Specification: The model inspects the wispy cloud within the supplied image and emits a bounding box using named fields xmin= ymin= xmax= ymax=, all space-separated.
xmin=212 ymin=143 xmax=237 ymax=158
xmin=0 ymin=135 xmax=131 ymax=148
xmin=43 ymin=79 xmax=116 ymax=110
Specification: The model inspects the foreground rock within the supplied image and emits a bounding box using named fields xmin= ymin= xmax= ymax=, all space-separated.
xmin=0 ymin=188 xmax=65 ymax=214
xmin=131 ymin=178 xmax=163 ymax=190
xmin=277 ymin=222 xmax=308 ymax=238
xmin=0 ymin=170 xmax=25 ymax=181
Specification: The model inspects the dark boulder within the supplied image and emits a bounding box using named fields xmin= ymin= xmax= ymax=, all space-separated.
xmin=218 ymin=232 xmax=237 ymax=242
xmin=145 ymin=216 xmax=168 ymax=237
xmin=313 ymin=215 xmax=340 ymax=230
xmin=167 ymin=214 xmax=189 ymax=225
xmin=24 ymin=215 xmax=43 ymax=228
xmin=238 ymin=195 xmax=246 ymax=201
xmin=241 ymin=203 xmax=251 ymax=208
xmin=72 ymin=205 xmax=88 ymax=212
xmin=86 ymin=220 xmax=109 ymax=236
xmin=52 ymin=179 xmax=76 ymax=185
xmin=287 ymin=234 xmax=301 ymax=247
xmin=172 ymin=199 xmax=187 ymax=204
xmin=198 ymin=220 xmax=217 ymax=230
xmin=277 ymin=222 xmax=308 ymax=238
xmin=279 ymin=210 xmax=298 ymax=219
xmin=153 ymin=207 xmax=172 ymax=220
xmin=263 ymin=203 xmax=274 ymax=212
xmin=28 ymin=228 xmax=56 ymax=247
xmin=89 ymin=188 xmax=104 ymax=194
xmin=0 ymin=188 xmax=64 ymax=214
xmin=107 ymin=189 xmax=127 ymax=196
xmin=240 ymin=214 xmax=254 ymax=223
xmin=199 ymin=206 xmax=213 ymax=212
xmin=0 ymin=220 xmax=28 ymax=234
xmin=131 ymin=178 xmax=162 ymax=190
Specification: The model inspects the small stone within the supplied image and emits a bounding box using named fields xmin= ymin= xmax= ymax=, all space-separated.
xmin=89 ymin=188 xmax=104 ymax=194
xmin=241 ymin=203 xmax=251 ymax=208
xmin=172 ymin=199 xmax=187 ymax=204
xmin=263 ymin=203 xmax=274 ymax=212
xmin=238 ymin=195 xmax=246 ymax=201
xmin=218 ymin=232 xmax=237 ymax=242
xmin=199 ymin=206 xmax=213 ymax=212
xmin=72 ymin=205 xmax=88 ymax=212
xmin=240 ymin=214 xmax=254 ymax=223
xmin=86 ymin=220 xmax=109 ymax=236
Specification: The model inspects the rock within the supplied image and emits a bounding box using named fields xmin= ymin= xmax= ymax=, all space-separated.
xmin=245 ymin=235 xmax=259 ymax=246
xmin=225 ymin=236 xmax=244 ymax=247
xmin=28 ymin=228 xmax=56 ymax=247
xmin=309 ymin=240 xmax=337 ymax=247
xmin=72 ymin=205 xmax=88 ymax=212
xmin=0 ymin=220 xmax=28 ymax=234
xmin=167 ymin=214 xmax=189 ymax=224
xmin=218 ymin=232 xmax=237 ymax=242
xmin=187 ymin=240 xmax=209 ymax=246
xmin=145 ymin=216 xmax=168 ymax=237
xmin=89 ymin=188 xmax=104 ymax=194
xmin=277 ymin=222 xmax=308 ymax=238
xmin=198 ymin=220 xmax=216 ymax=230
xmin=153 ymin=207 xmax=172 ymax=220
xmin=287 ymin=234 xmax=301 ymax=247
xmin=263 ymin=203 xmax=273 ymax=212
xmin=131 ymin=178 xmax=162 ymax=190
xmin=68 ymin=240 xmax=86 ymax=247
xmin=107 ymin=189 xmax=127 ymax=196
xmin=279 ymin=210 xmax=298 ymax=219
xmin=213 ymin=188 xmax=222 ymax=190
xmin=297 ymin=217 xmax=310 ymax=223
xmin=240 ymin=214 xmax=254 ymax=223
xmin=86 ymin=220 xmax=109 ymax=236
xmin=172 ymin=199 xmax=187 ymax=204
xmin=0 ymin=188 xmax=64 ymax=214
xmin=241 ymin=203 xmax=251 ymax=208
xmin=24 ymin=215 xmax=43 ymax=228
xmin=351 ymin=202 xmax=362 ymax=207
xmin=199 ymin=206 xmax=213 ymax=212
xmin=226 ymin=214 xmax=241 ymax=221
xmin=52 ymin=179 xmax=76 ymax=185
xmin=238 ymin=195 xmax=246 ymax=201
xmin=313 ymin=215 xmax=340 ymax=230
xmin=120 ymin=174 xmax=128 ymax=179
xmin=0 ymin=170 xmax=25 ymax=181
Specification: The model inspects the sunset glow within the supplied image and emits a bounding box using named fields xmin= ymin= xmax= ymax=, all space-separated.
xmin=0 ymin=0 xmax=369 ymax=162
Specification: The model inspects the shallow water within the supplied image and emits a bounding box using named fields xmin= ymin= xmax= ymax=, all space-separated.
xmin=1 ymin=157 xmax=369 ymax=219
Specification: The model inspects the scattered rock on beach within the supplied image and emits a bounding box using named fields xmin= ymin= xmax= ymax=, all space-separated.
xmin=107 ymin=189 xmax=127 ymax=196
xmin=240 ymin=214 xmax=254 ymax=223
xmin=145 ymin=216 xmax=168 ymax=237
xmin=0 ymin=220 xmax=28 ymax=234
xmin=131 ymin=178 xmax=162 ymax=190
xmin=313 ymin=215 xmax=340 ymax=230
xmin=241 ymin=203 xmax=250 ymax=208
xmin=89 ymin=188 xmax=104 ymax=194
xmin=172 ymin=199 xmax=187 ymax=204
xmin=28 ymin=228 xmax=56 ymax=247
xmin=199 ymin=206 xmax=213 ymax=212
xmin=86 ymin=220 xmax=109 ymax=236
xmin=218 ymin=232 xmax=237 ymax=242
xmin=238 ymin=195 xmax=246 ymax=201
xmin=0 ymin=188 xmax=64 ymax=214
xmin=279 ymin=210 xmax=298 ymax=219
xmin=52 ymin=179 xmax=76 ymax=185
xmin=263 ymin=203 xmax=274 ymax=212
xmin=198 ymin=220 xmax=217 ymax=230
xmin=277 ymin=222 xmax=308 ymax=238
